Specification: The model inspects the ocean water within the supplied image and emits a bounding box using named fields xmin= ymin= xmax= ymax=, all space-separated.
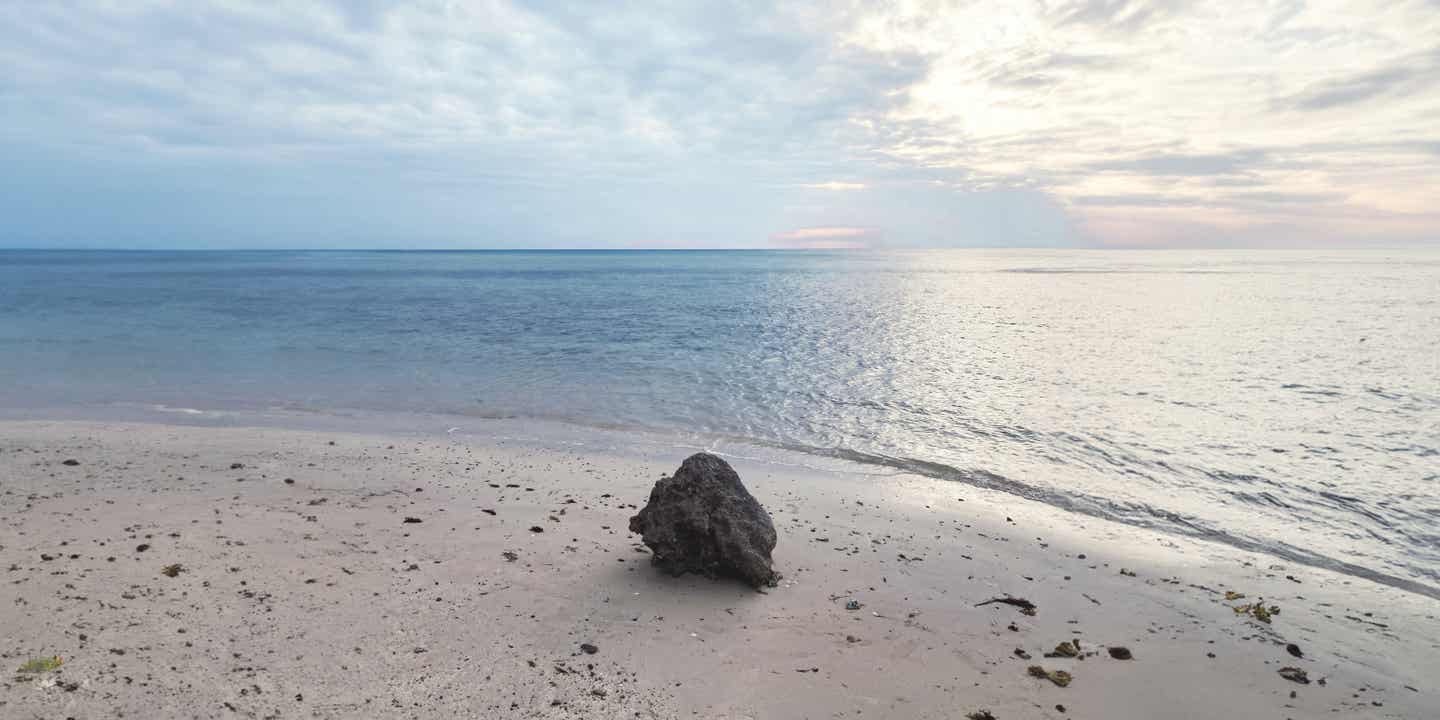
xmin=2 ymin=249 xmax=1437 ymax=597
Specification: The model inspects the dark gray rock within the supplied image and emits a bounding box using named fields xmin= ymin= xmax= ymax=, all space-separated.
xmin=628 ymin=453 xmax=778 ymax=588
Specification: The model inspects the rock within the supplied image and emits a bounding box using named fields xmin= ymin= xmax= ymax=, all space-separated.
xmin=62 ymin=459 xmax=80 ymax=466
xmin=1107 ymin=646 xmax=1133 ymax=660
xmin=580 ymin=643 xmax=598 ymax=655
xmin=1286 ymin=642 xmax=1303 ymax=658
xmin=402 ymin=517 xmax=422 ymax=524
xmin=628 ymin=453 xmax=778 ymax=588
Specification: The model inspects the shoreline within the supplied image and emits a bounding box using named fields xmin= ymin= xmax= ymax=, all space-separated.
xmin=2 ymin=419 xmax=1436 ymax=718
xmin=5 ymin=402 xmax=1437 ymax=603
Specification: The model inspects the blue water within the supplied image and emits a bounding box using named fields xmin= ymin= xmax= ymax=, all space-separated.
xmin=3 ymin=249 xmax=1438 ymax=597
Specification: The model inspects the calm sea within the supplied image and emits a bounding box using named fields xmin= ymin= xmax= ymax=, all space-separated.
xmin=2 ymin=249 xmax=1437 ymax=597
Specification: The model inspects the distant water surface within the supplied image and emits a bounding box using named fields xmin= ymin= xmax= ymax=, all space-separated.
xmin=2 ymin=249 xmax=1437 ymax=597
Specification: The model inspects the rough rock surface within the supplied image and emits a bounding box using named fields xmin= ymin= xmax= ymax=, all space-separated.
xmin=628 ymin=453 xmax=779 ymax=588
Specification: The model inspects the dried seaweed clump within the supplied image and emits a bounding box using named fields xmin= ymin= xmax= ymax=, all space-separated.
xmin=1028 ymin=665 xmax=1072 ymax=687
xmin=17 ymin=656 xmax=63 ymax=674
xmin=1232 ymin=598 xmax=1280 ymax=623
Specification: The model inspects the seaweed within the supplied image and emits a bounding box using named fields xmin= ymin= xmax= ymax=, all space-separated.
xmin=1044 ymin=641 xmax=1079 ymax=658
xmin=1027 ymin=665 xmax=1072 ymax=687
xmin=1278 ymin=667 xmax=1310 ymax=684
xmin=1231 ymin=598 xmax=1280 ymax=623
xmin=976 ymin=597 xmax=1037 ymax=616
xmin=17 ymin=656 xmax=63 ymax=674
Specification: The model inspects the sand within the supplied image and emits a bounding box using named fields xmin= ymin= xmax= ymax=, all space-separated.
xmin=1 ymin=419 xmax=1436 ymax=719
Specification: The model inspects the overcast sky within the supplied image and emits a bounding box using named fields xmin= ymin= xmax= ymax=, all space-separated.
xmin=2 ymin=1 xmax=1437 ymax=248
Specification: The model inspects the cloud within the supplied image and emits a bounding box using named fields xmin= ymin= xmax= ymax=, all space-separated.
xmin=768 ymin=227 xmax=878 ymax=249
xmin=800 ymin=182 xmax=868 ymax=191
xmin=0 ymin=0 xmax=1437 ymax=248
xmin=1086 ymin=151 xmax=1268 ymax=177
xmin=1279 ymin=46 xmax=1440 ymax=111
xmin=1051 ymin=0 xmax=1193 ymax=34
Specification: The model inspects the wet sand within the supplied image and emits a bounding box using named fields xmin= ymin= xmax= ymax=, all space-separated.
xmin=2 ymin=420 xmax=1435 ymax=718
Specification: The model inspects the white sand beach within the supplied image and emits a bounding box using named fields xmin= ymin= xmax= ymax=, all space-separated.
xmin=2 ymin=420 xmax=1435 ymax=719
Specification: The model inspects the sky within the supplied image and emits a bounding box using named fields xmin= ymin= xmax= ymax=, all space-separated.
xmin=1 ymin=0 xmax=1438 ymax=249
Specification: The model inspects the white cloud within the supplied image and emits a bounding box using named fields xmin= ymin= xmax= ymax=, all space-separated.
xmin=0 ymin=0 xmax=1436 ymax=247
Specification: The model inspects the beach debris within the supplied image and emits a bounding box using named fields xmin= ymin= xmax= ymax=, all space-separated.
xmin=1278 ymin=667 xmax=1310 ymax=684
xmin=580 ymin=642 xmax=598 ymax=655
xmin=135 ymin=543 xmax=151 ymax=553
xmin=1286 ymin=643 xmax=1303 ymax=658
xmin=1014 ymin=648 xmax=1031 ymax=659
xmin=845 ymin=599 xmax=863 ymax=610
xmin=1107 ymin=646 xmax=1133 ymax=660
xmin=481 ymin=509 xmax=496 ymax=515
xmin=230 ymin=462 xmax=245 ymax=469
xmin=966 ymin=711 xmax=997 ymax=720
xmin=284 ymin=478 xmax=295 ymax=484
xmin=62 ymin=459 xmax=80 ymax=466
xmin=628 ymin=453 xmax=779 ymax=588
xmin=1224 ymin=591 xmax=1246 ymax=601
xmin=1119 ymin=568 xmax=1137 ymax=577
xmin=529 ymin=525 xmax=544 ymax=533
xmin=17 ymin=656 xmax=63 ymax=674
xmin=161 ymin=563 xmax=184 ymax=577
xmin=1028 ymin=665 xmax=1072 ymax=687
xmin=502 ymin=551 xmax=519 ymax=562
xmin=975 ymin=596 xmax=1037 ymax=616
xmin=1045 ymin=641 xmax=1080 ymax=658
xmin=402 ymin=517 xmax=422 ymax=524
xmin=1232 ymin=599 xmax=1280 ymax=623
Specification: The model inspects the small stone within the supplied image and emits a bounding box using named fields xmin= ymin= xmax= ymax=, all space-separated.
xmin=230 ymin=463 xmax=245 ymax=470
xmin=529 ymin=526 xmax=544 ymax=533
xmin=402 ymin=517 xmax=422 ymax=524
xmin=1286 ymin=643 xmax=1303 ymax=658
xmin=62 ymin=459 xmax=80 ymax=466
xmin=1107 ymin=646 xmax=1133 ymax=660
xmin=580 ymin=643 xmax=598 ymax=655
xmin=136 ymin=543 xmax=150 ymax=553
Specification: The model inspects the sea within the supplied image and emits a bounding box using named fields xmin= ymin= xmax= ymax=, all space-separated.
xmin=2 ymin=248 xmax=1436 ymax=598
